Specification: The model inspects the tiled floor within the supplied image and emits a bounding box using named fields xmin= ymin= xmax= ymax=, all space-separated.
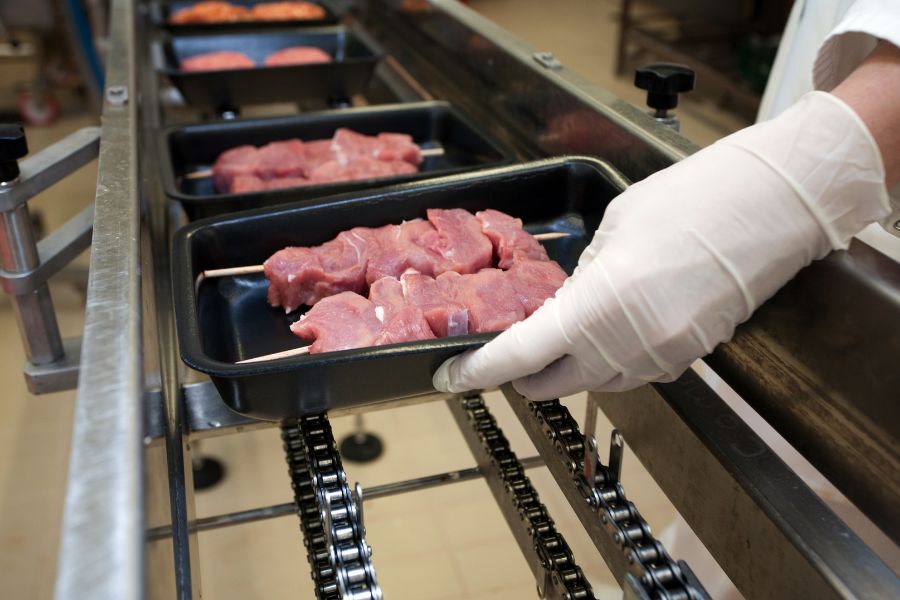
xmin=4 ymin=2 xmax=896 ymax=600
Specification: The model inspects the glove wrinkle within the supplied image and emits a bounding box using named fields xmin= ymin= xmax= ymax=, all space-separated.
xmin=687 ymin=227 xmax=756 ymax=318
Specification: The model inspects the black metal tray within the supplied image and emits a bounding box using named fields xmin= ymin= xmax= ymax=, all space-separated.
xmin=173 ymin=157 xmax=630 ymax=420
xmin=173 ymin=157 xmax=628 ymax=420
xmin=150 ymin=0 xmax=339 ymax=33
xmin=163 ymin=101 xmax=516 ymax=219
xmin=152 ymin=26 xmax=381 ymax=109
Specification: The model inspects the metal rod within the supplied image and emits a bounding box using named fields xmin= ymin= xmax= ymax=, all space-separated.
xmin=146 ymin=456 xmax=544 ymax=541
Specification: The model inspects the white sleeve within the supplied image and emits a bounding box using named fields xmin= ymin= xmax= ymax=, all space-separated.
xmin=813 ymin=0 xmax=900 ymax=244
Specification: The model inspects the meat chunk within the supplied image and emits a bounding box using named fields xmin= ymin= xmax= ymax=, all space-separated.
xmin=230 ymin=174 xmax=268 ymax=194
xmin=402 ymin=271 xmax=469 ymax=337
xmin=169 ymin=1 xmax=250 ymax=24
xmin=506 ymin=260 xmax=567 ymax=315
xmin=249 ymin=1 xmax=327 ymax=20
xmin=476 ymin=209 xmax=549 ymax=269
xmin=369 ymin=277 xmax=435 ymax=345
xmin=211 ymin=145 xmax=260 ymax=193
xmin=308 ymin=156 xmax=416 ymax=184
xmin=256 ymin=139 xmax=307 ymax=180
xmin=330 ymin=129 xmax=422 ymax=166
xmin=289 ymin=292 xmax=382 ymax=353
xmin=264 ymin=177 xmax=314 ymax=190
xmin=264 ymin=235 xmax=367 ymax=312
xmin=365 ymin=219 xmax=437 ymax=283
xmin=263 ymin=46 xmax=332 ymax=67
xmin=180 ymin=50 xmax=255 ymax=72
xmin=444 ymin=269 xmax=525 ymax=333
xmin=420 ymin=208 xmax=493 ymax=275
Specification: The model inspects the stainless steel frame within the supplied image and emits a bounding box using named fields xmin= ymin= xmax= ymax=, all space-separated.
xmin=52 ymin=0 xmax=899 ymax=598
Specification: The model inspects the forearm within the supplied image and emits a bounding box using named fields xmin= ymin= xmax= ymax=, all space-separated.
xmin=831 ymin=40 xmax=900 ymax=189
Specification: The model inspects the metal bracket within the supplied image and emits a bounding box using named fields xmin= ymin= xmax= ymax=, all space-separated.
xmin=0 ymin=127 xmax=100 ymax=213
xmin=533 ymin=51 xmax=563 ymax=70
xmin=22 ymin=336 xmax=81 ymax=394
xmin=0 ymin=204 xmax=93 ymax=295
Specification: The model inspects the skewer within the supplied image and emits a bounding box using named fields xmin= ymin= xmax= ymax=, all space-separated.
xmin=238 ymin=345 xmax=310 ymax=363
xmin=194 ymin=232 xmax=572 ymax=291
xmin=182 ymin=146 xmax=446 ymax=180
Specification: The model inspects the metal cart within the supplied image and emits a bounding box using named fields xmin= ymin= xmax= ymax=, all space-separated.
xmin=0 ymin=0 xmax=896 ymax=598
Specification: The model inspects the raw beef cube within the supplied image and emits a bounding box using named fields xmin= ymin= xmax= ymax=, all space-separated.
xmin=368 ymin=276 xmax=407 ymax=320
xmin=476 ymin=209 xmax=549 ymax=269
xmin=375 ymin=133 xmax=422 ymax=165
xmin=365 ymin=220 xmax=436 ymax=284
xmin=169 ymin=2 xmax=250 ymax=24
xmin=180 ymin=50 xmax=255 ymax=72
xmin=507 ymin=260 xmax=567 ymax=315
xmin=212 ymin=145 xmax=260 ymax=193
xmin=289 ymin=292 xmax=382 ymax=353
xmin=256 ymin=139 xmax=307 ymax=180
xmin=264 ymin=235 xmax=367 ymax=312
xmin=446 ymin=269 xmax=525 ymax=333
xmin=265 ymin=177 xmax=314 ymax=190
xmin=402 ymin=271 xmax=468 ymax=337
xmin=263 ymin=46 xmax=332 ymax=66
xmin=303 ymin=139 xmax=335 ymax=170
xmin=375 ymin=305 xmax=436 ymax=346
xmin=330 ymin=128 xmax=377 ymax=165
xmin=230 ymin=174 xmax=268 ymax=193
xmin=250 ymin=1 xmax=327 ymax=21
xmin=420 ymin=208 xmax=493 ymax=275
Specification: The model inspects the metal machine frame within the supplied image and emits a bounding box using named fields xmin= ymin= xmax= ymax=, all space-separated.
xmin=32 ymin=0 xmax=898 ymax=599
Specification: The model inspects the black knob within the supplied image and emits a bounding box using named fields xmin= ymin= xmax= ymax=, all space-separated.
xmin=634 ymin=64 xmax=696 ymax=111
xmin=0 ymin=124 xmax=28 ymax=182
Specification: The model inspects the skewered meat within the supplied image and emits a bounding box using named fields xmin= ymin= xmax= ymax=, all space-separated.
xmin=289 ymin=292 xmax=383 ymax=353
xmin=250 ymin=1 xmax=327 ymax=20
xmin=476 ymin=208 xmax=549 ymax=268
xmin=209 ymin=130 xmax=423 ymax=194
xmin=264 ymin=209 xmax=494 ymax=312
xmin=169 ymin=1 xmax=250 ymax=24
xmin=263 ymin=46 xmax=332 ymax=66
xmin=368 ymin=278 xmax=436 ymax=345
xmin=180 ymin=50 xmax=255 ymax=72
xmin=400 ymin=270 xmax=469 ymax=337
xmin=506 ymin=259 xmax=567 ymax=315
xmin=439 ymin=269 xmax=526 ymax=333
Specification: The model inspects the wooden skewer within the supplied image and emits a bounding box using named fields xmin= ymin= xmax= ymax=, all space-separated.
xmin=238 ymin=345 xmax=310 ymax=363
xmin=194 ymin=232 xmax=572 ymax=291
xmin=183 ymin=146 xmax=446 ymax=180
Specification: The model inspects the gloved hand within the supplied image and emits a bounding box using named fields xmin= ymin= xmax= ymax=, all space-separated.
xmin=433 ymin=91 xmax=891 ymax=400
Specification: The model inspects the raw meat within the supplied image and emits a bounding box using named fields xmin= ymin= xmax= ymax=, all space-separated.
xmin=289 ymin=292 xmax=382 ymax=353
xmin=169 ymin=1 xmax=250 ymax=24
xmin=263 ymin=46 xmax=332 ymax=67
xmin=476 ymin=209 xmax=549 ymax=269
xmin=212 ymin=145 xmax=260 ymax=192
xmin=265 ymin=177 xmax=314 ymax=190
xmin=230 ymin=174 xmax=268 ymax=193
xmin=256 ymin=139 xmax=307 ymax=179
xmin=264 ymin=234 xmax=367 ymax=313
xmin=441 ymin=269 xmax=525 ymax=333
xmin=401 ymin=271 xmax=468 ymax=337
xmin=365 ymin=219 xmax=437 ymax=283
xmin=506 ymin=259 xmax=567 ymax=315
xmin=308 ymin=157 xmax=417 ymax=184
xmin=330 ymin=129 xmax=422 ymax=166
xmin=419 ymin=208 xmax=493 ymax=275
xmin=369 ymin=277 xmax=435 ymax=345
xmin=180 ymin=50 xmax=255 ymax=72
xmin=249 ymin=1 xmax=327 ymax=20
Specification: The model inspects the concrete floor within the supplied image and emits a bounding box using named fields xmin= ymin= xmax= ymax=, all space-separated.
xmin=1 ymin=1 xmax=896 ymax=600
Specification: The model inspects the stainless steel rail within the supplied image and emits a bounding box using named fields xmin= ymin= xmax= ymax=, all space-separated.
xmin=54 ymin=0 xmax=143 ymax=599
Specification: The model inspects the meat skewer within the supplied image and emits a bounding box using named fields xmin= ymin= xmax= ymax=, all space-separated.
xmin=195 ymin=231 xmax=571 ymax=291
xmin=182 ymin=146 xmax=445 ymax=180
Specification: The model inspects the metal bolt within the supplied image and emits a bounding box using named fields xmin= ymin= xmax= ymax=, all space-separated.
xmin=207 ymin=420 xmax=222 ymax=428
xmin=106 ymin=85 xmax=129 ymax=106
xmin=893 ymin=219 xmax=900 ymax=232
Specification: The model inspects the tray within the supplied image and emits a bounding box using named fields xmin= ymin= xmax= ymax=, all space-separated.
xmin=172 ymin=157 xmax=631 ymax=420
xmin=163 ymin=101 xmax=516 ymax=219
xmin=152 ymin=26 xmax=381 ymax=109
xmin=150 ymin=0 xmax=339 ymax=33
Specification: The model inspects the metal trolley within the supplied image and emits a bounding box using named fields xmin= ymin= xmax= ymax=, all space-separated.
xmin=0 ymin=0 xmax=895 ymax=598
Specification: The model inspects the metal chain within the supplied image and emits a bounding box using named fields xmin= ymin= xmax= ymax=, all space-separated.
xmin=282 ymin=415 xmax=382 ymax=600
xmin=459 ymin=395 xmax=593 ymax=600
xmin=529 ymin=400 xmax=707 ymax=600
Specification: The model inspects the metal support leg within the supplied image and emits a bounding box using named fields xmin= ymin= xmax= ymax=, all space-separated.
xmin=339 ymin=414 xmax=384 ymax=463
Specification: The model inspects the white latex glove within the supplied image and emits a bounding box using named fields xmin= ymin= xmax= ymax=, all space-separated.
xmin=433 ymin=91 xmax=891 ymax=400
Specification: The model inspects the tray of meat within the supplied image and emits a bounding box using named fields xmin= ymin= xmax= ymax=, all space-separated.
xmin=172 ymin=157 xmax=630 ymax=419
xmin=150 ymin=1 xmax=339 ymax=32
xmin=152 ymin=26 xmax=381 ymax=109
xmin=162 ymin=101 xmax=515 ymax=219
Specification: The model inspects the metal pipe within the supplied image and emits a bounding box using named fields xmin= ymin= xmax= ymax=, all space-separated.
xmin=146 ymin=456 xmax=544 ymax=541
xmin=0 ymin=201 xmax=64 ymax=364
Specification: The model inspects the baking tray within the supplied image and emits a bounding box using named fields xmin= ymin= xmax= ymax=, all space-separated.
xmin=163 ymin=101 xmax=516 ymax=219
xmin=173 ymin=157 xmax=630 ymax=420
xmin=152 ymin=26 xmax=381 ymax=109
xmin=150 ymin=0 xmax=339 ymax=33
